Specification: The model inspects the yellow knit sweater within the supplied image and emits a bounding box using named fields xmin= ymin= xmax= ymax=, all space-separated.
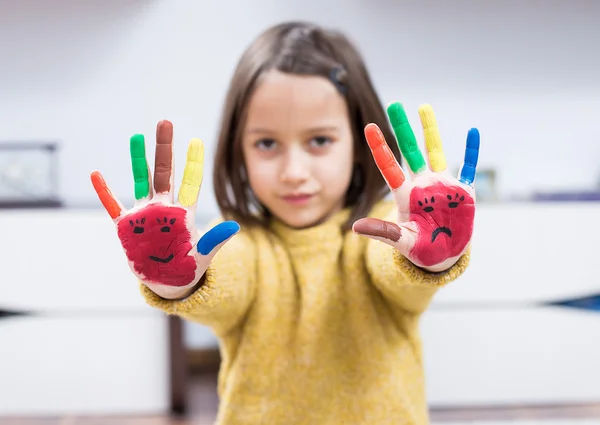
xmin=141 ymin=200 xmax=470 ymax=425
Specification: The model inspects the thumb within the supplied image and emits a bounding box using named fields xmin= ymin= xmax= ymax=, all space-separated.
xmin=353 ymin=217 xmax=412 ymax=255
xmin=196 ymin=221 xmax=240 ymax=256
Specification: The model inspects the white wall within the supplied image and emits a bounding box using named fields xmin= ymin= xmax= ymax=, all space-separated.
xmin=1 ymin=0 xmax=599 ymax=347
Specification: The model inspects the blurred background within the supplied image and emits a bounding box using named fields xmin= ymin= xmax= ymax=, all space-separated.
xmin=0 ymin=0 xmax=599 ymax=424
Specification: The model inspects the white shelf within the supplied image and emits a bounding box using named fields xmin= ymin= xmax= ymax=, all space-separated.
xmin=0 ymin=209 xmax=171 ymax=415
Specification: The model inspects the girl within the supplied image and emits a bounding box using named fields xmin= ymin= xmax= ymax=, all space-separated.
xmin=91 ymin=21 xmax=479 ymax=425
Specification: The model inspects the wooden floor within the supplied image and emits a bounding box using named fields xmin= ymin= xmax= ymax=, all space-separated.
xmin=3 ymin=372 xmax=600 ymax=424
xmin=0 ymin=373 xmax=220 ymax=425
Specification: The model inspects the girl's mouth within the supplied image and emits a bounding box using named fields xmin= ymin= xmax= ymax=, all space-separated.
xmin=281 ymin=194 xmax=314 ymax=205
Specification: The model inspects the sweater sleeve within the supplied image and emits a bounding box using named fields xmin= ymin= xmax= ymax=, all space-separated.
xmin=365 ymin=204 xmax=470 ymax=315
xmin=139 ymin=221 xmax=257 ymax=335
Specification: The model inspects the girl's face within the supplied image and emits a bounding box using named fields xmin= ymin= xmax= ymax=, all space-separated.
xmin=241 ymin=70 xmax=354 ymax=229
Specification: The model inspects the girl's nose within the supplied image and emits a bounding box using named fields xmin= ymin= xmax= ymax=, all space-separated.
xmin=280 ymin=151 xmax=310 ymax=184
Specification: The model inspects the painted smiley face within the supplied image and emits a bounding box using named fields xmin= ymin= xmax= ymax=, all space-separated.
xmin=408 ymin=181 xmax=475 ymax=267
xmin=117 ymin=203 xmax=197 ymax=286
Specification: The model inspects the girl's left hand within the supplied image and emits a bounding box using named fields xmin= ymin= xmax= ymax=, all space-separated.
xmin=353 ymin=102 xmax=480 ymax=273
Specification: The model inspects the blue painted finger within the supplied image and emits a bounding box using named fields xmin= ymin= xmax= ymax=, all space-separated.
xmin=197 ymin=221 xmax=240 ymax=255
xmin=459 ymin=128 xmax=480 ymax=185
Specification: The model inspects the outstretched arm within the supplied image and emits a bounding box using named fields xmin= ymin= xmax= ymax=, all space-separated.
xmin=140 ymin=222 xmax=257 ymax=335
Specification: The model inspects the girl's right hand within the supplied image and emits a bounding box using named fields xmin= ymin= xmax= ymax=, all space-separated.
xmin=90 ymin=120 xmax=240 ymax=300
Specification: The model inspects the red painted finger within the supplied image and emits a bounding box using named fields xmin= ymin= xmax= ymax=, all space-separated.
xmin=91 ymin=171 xmax=122 ymax=219
xmin=364 ymin=123 xmax=405 ymax=190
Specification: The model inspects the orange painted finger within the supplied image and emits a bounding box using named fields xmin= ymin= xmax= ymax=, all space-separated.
xmin=91 ymin=171 xmax=123 ymax=219
xmin=364 ymin=123 xmax=405 ymax=190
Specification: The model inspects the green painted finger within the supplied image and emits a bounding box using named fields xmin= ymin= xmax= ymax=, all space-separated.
xmin=387 ymin=102 xmax=426 ymax=173
xmin=130 ymin=133 xmax=150 ymax=200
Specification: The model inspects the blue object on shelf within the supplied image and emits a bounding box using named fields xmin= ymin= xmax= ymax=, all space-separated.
xmin=544 ymin=294 xmax=600 ymax=312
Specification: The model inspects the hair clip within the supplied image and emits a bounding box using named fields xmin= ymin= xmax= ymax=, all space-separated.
xmin=329 ymin=65 xmax=347 ymax=95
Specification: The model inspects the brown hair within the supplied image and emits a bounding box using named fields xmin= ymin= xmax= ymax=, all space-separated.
xmin=213 ymin=21 xmax=402 ymax=230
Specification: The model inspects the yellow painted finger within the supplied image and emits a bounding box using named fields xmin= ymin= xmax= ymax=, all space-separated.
xmin=418 ymin=104 xmax=447 ymax=172
xmin=178 ymin=138 xmax=204 ymax=208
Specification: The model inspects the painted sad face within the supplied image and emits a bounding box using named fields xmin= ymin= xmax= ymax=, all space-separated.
xmin=116 ymin=203 xmax=196 ymax=286
xmin=408 ymin=181 xmax=475 ymax=266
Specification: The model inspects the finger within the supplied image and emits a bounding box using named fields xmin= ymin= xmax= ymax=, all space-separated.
xmin=418 ymin=104 xmax=447 ymax=172
xmin=178 ymin=138 xmax=204 ymax=209
xmin=459 ymin=128 xmax=480 ymax=185
xmin=153 ymin=120 xmax=174 ymax=200
xmin=387 ymin=102 xmax=427 ymax=175
xmin=364 ymin=123 xmax=406 ymax=191
xmin=353 ymin=217 xmax=402 ymax=242
xmin=90 ymin=170 xmax=124 ymax=220
xmin=197 ymin=221 xmax=240 ymax=255
xmin=353 ymin=217 xmax=417 ymax=260
xmin=130 ymin=134 xmax=151 ymax=201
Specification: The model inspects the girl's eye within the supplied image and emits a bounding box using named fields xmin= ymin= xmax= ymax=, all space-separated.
xmin=255 ymin=138 xmax=277 ymax=150
xmin=309 ymin=136 xmax=332 ymax=148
